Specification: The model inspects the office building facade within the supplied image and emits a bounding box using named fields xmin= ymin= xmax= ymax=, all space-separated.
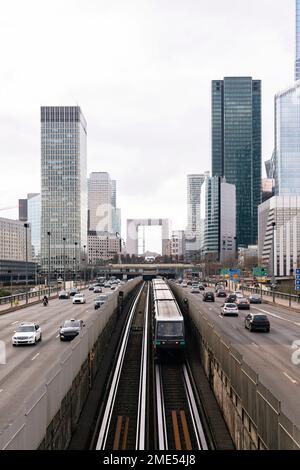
xmin=27 ymin=193 xmax=41 ymax=261
xmin=41 ymin=106 xmax=87 ymax=273
xmin=274 ymin=82 xmax=300 ymax=196
xmin=185 ymin=174 xmax=206 ymax=260
xmin=258 ymin=196 xmax=300 ymax=277
xmin=171 ymin=230 xmax=186 ymax=260
xmin=212 ymin=77 xmax=262 ymax=247
xmin=296 ymin=0 xmax=300 ymax=81
xmin=200 ymin=176 xmax=236 ymax=263
xmin=88 ymin=232 xmax=121 ymax=264
xmin=0 ymin=217 xmax=32 ymax=262
xmin=88 ymin=172 xmax=113 ymax=233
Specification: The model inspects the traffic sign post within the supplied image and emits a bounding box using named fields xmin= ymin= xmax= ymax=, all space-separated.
xmin=295 ymin=269 xmax=300 ymax=294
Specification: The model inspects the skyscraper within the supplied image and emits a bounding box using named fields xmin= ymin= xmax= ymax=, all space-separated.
xmin=274 ymin=82 xmax=300 ymax=195
xmin=185 ymin=174 xmax=206 ymax=260
xmin=27 ymin=193 xmax=41 ymax=261
xmin=41 ymin=106 xmax=87 ymax=273
xmin=296 ymin=0 xmax=300 ymax=81
xmin=200 ymin=176 xmax=236 ymax=263
xmin=88 ymin=172 xmax=113 ymax=233
xmin=211 ymin=77 xmax=262 ymax=247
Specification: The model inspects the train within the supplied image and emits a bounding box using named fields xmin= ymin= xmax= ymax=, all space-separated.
xmin=152 ymin=279 xmax=185 ymax=355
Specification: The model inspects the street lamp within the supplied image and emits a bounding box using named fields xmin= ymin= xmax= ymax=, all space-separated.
xmin=116 ymin=232 xmax=123 ymax=264
xmin=47 ymin=231 xmax=51 ymax=297
xmin=24 ymin=223 xmax=30 ymax=304
xmin=74 ymin=242 xmax=78 ymax=287
xmin=83 ymin=244 xmax=87 ymax=286
xmin=8 ymin=270 xmax=13 ymax=307
xmin=63 ymin=237 xmax=66 ymax=291
xmin=271 ymin=222 xmax=276 ymax=302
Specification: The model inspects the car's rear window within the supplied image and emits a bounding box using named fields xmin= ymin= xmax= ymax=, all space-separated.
xmin=64 ymin=321 xmax=80 ymax=328
xmin=226 ymin=304 xmax=237 ymax=308
xmin=253 ymin=315 xmax=268 ymax=320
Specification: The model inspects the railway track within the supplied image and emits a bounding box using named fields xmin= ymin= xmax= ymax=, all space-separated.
xmin=155 ymin=360 xmax=208 ymax=450
xmin=95 ymin=282 xmax=150 ymax=450
xmin=92 ymin=280 xmax=210 ymax=451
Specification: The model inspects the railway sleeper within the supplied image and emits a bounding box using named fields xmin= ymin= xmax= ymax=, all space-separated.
xmin=113 ymin=416 xmax=130 ymax=450
xmin=171 ymin=410 xmax=192 ymax=451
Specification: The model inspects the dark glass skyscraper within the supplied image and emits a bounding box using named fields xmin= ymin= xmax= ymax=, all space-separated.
xmin=212 ymin=77 xmax=262 ymax=247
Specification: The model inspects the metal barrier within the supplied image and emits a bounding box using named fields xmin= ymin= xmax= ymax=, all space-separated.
xmin=241 ymin=285 xmax=300 ymax=309
xmin=172 ymin=284 xmax=300 ymax=450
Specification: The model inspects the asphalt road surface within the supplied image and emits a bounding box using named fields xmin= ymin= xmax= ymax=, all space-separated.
xmin=0 ymin=285 xmax=120 ymax=436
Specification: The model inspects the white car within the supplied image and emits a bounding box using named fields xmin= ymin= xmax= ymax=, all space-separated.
xmin=12 ymin=322 xmax=42 ymax=346
xmin=181 ymin=282 xmax=188 ymax=288
xmin=73 ymin=293 xmax=86 ymax=304
xmin=221 ymin=303 xmax=239 ymax=317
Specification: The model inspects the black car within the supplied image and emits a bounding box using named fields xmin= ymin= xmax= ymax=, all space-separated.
xmin=217 ymin=290 xmax=227 ymax=298
xmin=198 ymin=285 xmax=205 ymax=291
xmin=249 ymin=294 xmax=262 ymax=304
xmin=69 ymin=288 xmax=79 ymax=297
xmin=226 ymin=294 xmax=237 ymax=303
xmin=58 ymin=290 xmax=69 ymax=299
xmin=203 ymin=291 xmax=215 ymax=302
xmin=245 ymin=313 xmax=270 ymax=332
xmin=59 ymin=319 xmax=85 ymax=341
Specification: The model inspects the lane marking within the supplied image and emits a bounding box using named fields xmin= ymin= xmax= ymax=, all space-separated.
xmin=251 ymin=343 xmax=260 ymax=349
xmin=252 ymin=306 xmax=300 ymax=327
xmin=0 ymin=389 xmax=3 ymax=393
xmin=11 ymin=321 xmax=19 ymax=325
xmin=56 ymin=334 xmax=59 ymax=338
xmin=283 ymin=372 xmax=298 ymax=385
xmin=31 ymin=353 xmax=40 ymax=361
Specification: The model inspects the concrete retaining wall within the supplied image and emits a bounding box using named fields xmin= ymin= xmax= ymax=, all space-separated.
xmin=171 ymin=284 xmax=300 ymax=450
xmin=0 ymin=278 xmax=142 ymax=450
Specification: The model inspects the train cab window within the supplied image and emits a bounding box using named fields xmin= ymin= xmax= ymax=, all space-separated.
xmin=157 ymin=321 xmax=183 ymax=338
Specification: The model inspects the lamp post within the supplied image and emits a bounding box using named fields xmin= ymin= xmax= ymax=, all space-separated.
xmin=271 ymin=222 xmax=276 ymax=303
xmin=8 ymin=270 xmax=13 ymax=307
xmin=47 ymin=231 xmax=51 ymax=297
xmin=24 ymin=223 xmax=30 ymax=304
xmin=116 ymin=232 xmax=122 ymax=264
xmin=83 ymin=244 xmax=87 ymax=287
xmin=74 ymin=242 xmax=78 ymax=287
xmin=63 ymin=237 xmax=66 ymax=291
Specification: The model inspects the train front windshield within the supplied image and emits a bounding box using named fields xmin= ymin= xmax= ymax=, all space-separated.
xmin=157 ymin=321 xmax=183 ymax=338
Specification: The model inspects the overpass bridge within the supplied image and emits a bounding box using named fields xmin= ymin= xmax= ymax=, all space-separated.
xmin=95 ymin=263 xmax=201 ymax=280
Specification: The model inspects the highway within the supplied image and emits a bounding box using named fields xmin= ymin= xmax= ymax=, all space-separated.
xmin=0 ymin=285 xmax=120 ymax=436
xmin=177 ymin=285 xmax=300 ymax=426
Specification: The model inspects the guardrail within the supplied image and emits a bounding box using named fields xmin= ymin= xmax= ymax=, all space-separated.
xmin=241 ymin=285 xmax=300 ymax=308
xmin=0 ymin=283 xmax=87 ymax=308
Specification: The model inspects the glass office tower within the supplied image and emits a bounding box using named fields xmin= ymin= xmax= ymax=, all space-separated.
xmin=41 ymin=106 xmax=87 ymax=274
xmin=296 ymin=0 xmax=300 ymax=81
xmin=275 ymin=82 xmax=300 ymax=195
xmin=211 ymin=77 xmax=262 ymax=247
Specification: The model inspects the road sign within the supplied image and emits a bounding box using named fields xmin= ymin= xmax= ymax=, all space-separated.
xmin=296 ymin=286 xmax=300 ymax=291
xmin=296 ymin=280 xmax=300 ymax=285
xmin=296 ymin=268 xmax=300 ymax=275
xmin=229 ymin=269 xmax=241 ymax=283
xmin=253 ymin=267 xmax=268 ymax=277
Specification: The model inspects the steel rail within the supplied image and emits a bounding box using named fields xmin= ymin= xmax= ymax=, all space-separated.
xmin=155 ymin=364 xmax=168 ymax=450
xmin=135 ymin=282 xmax=150 ymax=449
xmin=182 ymin=362 xmax=208 ymax=450
xmin=95 ymin=282 xmax=145 ymax=450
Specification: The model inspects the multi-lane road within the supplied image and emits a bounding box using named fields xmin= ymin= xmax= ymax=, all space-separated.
xmin=0 ymin=285 xmax=119 ymax=436
xmin=176 ymin=284 xmax=300 ymax=426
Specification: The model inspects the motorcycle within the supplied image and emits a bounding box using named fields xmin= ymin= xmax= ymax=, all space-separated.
xmin=42 ymin=298 xmax=48 ymax=306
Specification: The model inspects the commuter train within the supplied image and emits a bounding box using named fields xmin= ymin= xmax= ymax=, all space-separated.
xmin=152 ymin=279 xmax=185 ymax=355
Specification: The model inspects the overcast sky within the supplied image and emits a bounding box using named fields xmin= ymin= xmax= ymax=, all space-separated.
xmin=0 ymin=0 xmax=295 ymax=252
